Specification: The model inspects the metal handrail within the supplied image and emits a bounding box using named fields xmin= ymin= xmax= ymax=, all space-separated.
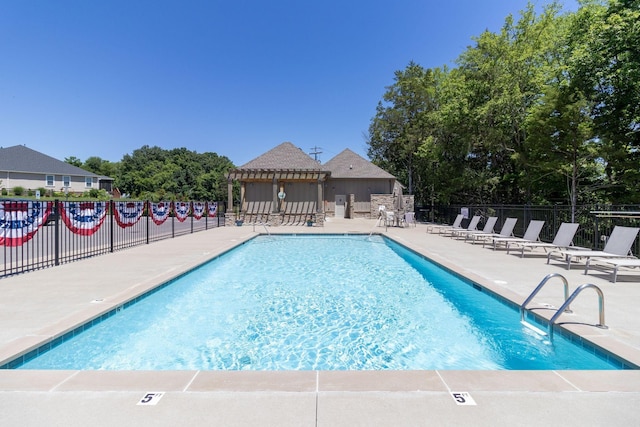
xmin=252 ymin=221 xmax=270 ymax=235
xmin=548 ymin=283 xmax=607 ymax=339
xmin=520 ymin=273 xmax=572 ymax=323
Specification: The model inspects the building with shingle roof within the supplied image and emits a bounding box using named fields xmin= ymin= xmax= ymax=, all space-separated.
xmin=323 ymin=148 xmax=396 ymax=219
xmin=226 ymin=142 xmax=401 ymax=225
xmin=0 ymin=145 xmax=113 ymax=195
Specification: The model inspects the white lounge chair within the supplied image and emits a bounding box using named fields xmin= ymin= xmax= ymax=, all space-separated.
xmin=468 ymin=218 xmax=517 ymax=246
xmin=585 ymin=258 xmax=640 ymax=283
xmin=492 ymin=220 xmax=545 ymax=251
xmin=426 ymin=214 xmax=464 ymax=234
xmin=548 ymin=226 xmax=640 ymax=270
xmin=454 ymin=216 xmax=498 ymax=241
xmin=446 ymin=215 xmax=481 ymax=237
xmin=508 ymin=222 xmax=581 ymax=258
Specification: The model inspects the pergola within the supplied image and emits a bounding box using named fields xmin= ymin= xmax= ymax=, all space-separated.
xmin=226 ymin=168 xmax=331 ymax=215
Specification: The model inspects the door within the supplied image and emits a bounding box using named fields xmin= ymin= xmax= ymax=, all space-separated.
xmin=335 ymin=195 xmax=346 ymax=218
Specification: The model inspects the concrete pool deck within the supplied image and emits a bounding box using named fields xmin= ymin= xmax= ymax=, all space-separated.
xmin=1 ymin=218 xmax=639 ymax=426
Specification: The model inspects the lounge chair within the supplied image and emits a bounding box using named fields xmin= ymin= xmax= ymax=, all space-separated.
xmin=445 ymin=215 xmax=481 ymax=237
xmin=548 ymin=226 xmax=640 ymax=270
xmin=454 ymin=216 xmax=498 ymax=241
xmin=491 ymin=220 xmax=545 ymax=251
xmin=468 ymin=218 xmax=517 ymax=246
xmin=507 ymin=222 xmax=581 ymax=258
xmin=585 ymin=257 xmax=640 ymax=283
xmin=426 ymin=214 xmax=464 ymax=234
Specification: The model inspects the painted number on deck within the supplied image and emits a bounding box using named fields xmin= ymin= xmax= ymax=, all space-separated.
xmin=137 ymin=392 xmax=165 ymax=406
xmin=451 ymin=392 xmax=476 ymax=406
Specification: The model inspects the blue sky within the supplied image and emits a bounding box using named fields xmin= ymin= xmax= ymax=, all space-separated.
xmin=1 ymin=0 xmax=578 ymax=167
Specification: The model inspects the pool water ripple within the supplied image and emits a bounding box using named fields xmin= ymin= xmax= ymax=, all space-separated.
xmin=18 ymin=235 xmax=617 ymax=370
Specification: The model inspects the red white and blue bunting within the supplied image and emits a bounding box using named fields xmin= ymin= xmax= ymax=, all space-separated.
xmin=113 ymin=201 xmax=145 ymax=228
xmin=174 ymin=202 xmax=190 ymax=222
xmin=150 ymin=201 xmax=171 ymax=225
xmin=207 ymin=201 xmax=217 ymax=217
xmin=192 ymin=202 xmax=205 ymax=220
xmin=0 ymin=200 xmax=52 ymax=246
xmin=59 ymin=201 xmax=107 ymax=236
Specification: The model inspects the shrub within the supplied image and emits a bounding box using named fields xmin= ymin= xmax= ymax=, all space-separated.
xmin=1 ymin=188 xmax=7 ymax=196
xmin=13 ymin=186 xmax=25 ymax=196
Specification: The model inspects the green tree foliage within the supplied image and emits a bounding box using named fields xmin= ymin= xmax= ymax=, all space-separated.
xmin=569 ymin=0 xmax=640 ymax=202
xmin=116 ymin=145 xmax=234 ymax=200
xmin=64 ymin=156 xmax=83 ymax=167
xmin=367 ymin=1 xmax=639 ymax=206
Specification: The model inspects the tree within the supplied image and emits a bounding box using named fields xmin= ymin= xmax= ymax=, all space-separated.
xmin=569 ymin=0 xmax=640 ymax=202
xmin=367 ymin=62 xmax=437 ymax=196
xmin=116 ymin=145 xmax=234 ymax=200
xmin=64 ymin=156 xmax=83 ymax=167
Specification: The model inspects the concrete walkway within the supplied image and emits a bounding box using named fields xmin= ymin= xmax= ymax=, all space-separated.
xmin=1 ymin=218 xmax=639 ymax=426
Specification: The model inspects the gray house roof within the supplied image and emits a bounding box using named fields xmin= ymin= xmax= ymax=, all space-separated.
xmin=323 ymin=149 xmax=395 ymax=179
xmin=239 ymin=142 xmax=323 ymax=170
xmin=0 ymin=145 xmax=100 ymax=177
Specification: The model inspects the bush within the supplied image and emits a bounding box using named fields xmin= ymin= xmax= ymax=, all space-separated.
xmin=1 ymin=188 xmax=7 ymax=196
xmin=13 ymin=186 xmax=24 ymax=196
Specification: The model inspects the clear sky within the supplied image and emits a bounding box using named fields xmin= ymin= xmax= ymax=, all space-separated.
xmin=1 ymin=0 xmax=578 ymax=167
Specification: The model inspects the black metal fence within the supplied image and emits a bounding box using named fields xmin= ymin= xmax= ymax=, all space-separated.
xmin=1 ymin=199 xmax=225 ymax=279
xmin=416 ymin=204 xmax=640 ymax=255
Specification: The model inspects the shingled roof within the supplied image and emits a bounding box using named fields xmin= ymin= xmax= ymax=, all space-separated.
xmin=323 ymin=149 xmax=395 ymax=179
xmin=0 ymin=145 xmax=99 ymax=177
xmin=238 ymin=142 xmax=322 ymax=170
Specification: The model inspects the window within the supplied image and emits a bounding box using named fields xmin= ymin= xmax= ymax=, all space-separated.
xmin=85 ymin=177 xmax=93 ymax=188
xmin=63 ymin=176 xmax=70 ymax=188
xmin=46 ymin=175 xmax=54 ymax=186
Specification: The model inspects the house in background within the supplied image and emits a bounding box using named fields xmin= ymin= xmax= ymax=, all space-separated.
xmin=0 ymin=145 xmax=114 ymax=196
xmin=226 ymin=142 xmax=412 ymax=225
xmin=323 ymin=148 xmax=397 ymax=219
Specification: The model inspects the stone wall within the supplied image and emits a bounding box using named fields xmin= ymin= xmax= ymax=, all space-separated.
xmin=370 ymin=194 xmax=414 ymax=218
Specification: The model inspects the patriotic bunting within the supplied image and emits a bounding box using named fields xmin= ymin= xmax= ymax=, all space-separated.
xmin=192 ymin=202 xmax=205 ymax=220
xmin=150 ymin=201 xmax=171 ymax=225
xmin=207 ymin=201 xmax=217 ymax=217
xmin=59 ymin=201 xmax=107 ymax=236
xmin=174 ymin=202 xmax=190 ymax=222
xmin=114 ymin=201 xmax=145 ymax=228
xmin=0 ymin=200 xmax=52 ymax=246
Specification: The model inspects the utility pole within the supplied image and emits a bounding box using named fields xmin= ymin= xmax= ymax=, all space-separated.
xmin=309 ymin=146 xmax=322 ymax=162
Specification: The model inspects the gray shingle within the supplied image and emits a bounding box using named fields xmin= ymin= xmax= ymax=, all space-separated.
xmin=239 ymin=142 xmax=322 ymax=170
xmin=0 ymin=145 xmax=99 ymax=177
xmin=323 ymin=149 xmax=395 ymax=179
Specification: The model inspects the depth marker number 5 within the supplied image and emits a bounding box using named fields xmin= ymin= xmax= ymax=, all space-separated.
xmin=451 ymin=391 xmax=476 ymax=406
xmin=137 ymin=392 xmax=165 ymax=406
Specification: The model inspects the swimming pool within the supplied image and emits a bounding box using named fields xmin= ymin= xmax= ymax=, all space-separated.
xmin=16 ymin=234 xmax=623 ymax=370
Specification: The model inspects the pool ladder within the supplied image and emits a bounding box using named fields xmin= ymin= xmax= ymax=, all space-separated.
xmin=253 ymin=221 xmax=270 ymax=236
xmin=520 ymin=273 xmax=607 ymax=339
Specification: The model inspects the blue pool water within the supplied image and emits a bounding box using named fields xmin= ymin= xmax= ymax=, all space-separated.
xmin=18 ymin=235 xmax=620 ymax=370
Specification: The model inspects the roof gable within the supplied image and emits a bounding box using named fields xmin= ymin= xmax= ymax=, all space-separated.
xmin=324 ymin=149 xmax=395 ymax=179
xmin=0 ymin=145 xmax=99 ymax=177
xmin=239 ymin=142 xmax=322 ymax=170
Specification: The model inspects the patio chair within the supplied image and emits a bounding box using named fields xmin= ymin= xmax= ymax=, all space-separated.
xmin=491 ymin=220 xmax=545 ymax=251
xmin=508 ymin=222 xmax=581 ymax=258
xmin=426 ymin=214 xmax=464 ymax=234
xmin=454 ymin=216 xmax=498 ymax=241
xmin=445 ymin=215 xmax=481 ymax=237
xmin=547 ymin=226 xmax=640 ymax=270
xmin=468 ymin=218 xmax=517 ymax=246
xmin=585 ymin=257 xmax=640 ymax=283
xmin=403 ymin=212 xmax=417 ymax=227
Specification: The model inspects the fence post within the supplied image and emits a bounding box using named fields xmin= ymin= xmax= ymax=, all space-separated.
xmin=146 ymin=200 xmax=150 ymax=245
xmin=54 ymin=199 xmax=60 ymax=266
xmin=110 ymin=200 xmax=115 ymax=253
